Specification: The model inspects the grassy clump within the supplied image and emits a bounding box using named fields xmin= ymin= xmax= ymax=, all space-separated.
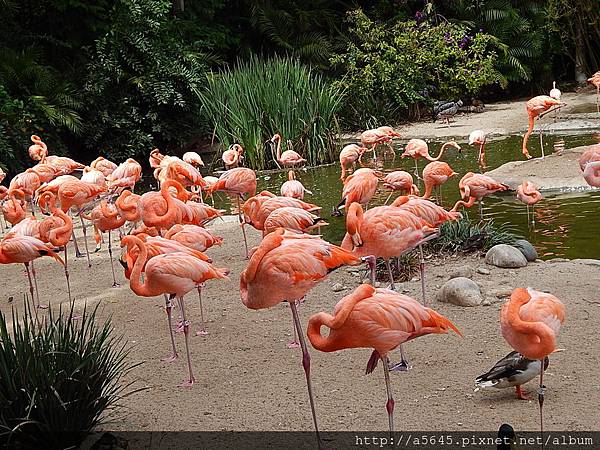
xmin=431 ymin=215 xmax=521 ymax=254
xmin=376 ymin=252 xmax=419 ymax=283
xmin=0 ymin=301 xmax=139 ymax=449
xmin=200 ymin=56 xmax=343 ymax=170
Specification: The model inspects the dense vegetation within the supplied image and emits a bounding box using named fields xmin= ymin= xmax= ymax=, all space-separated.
xmin=1 ymin=0 xmax=598 ymax=171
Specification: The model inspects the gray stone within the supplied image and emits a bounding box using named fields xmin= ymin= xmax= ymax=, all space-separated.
xmin=494 ymin=290 xmax=512 ymax=299
xmin=436 ymin=277 xmax=483 ymax=307
xmin=448 ymin=267 xmax=473 ymax=280
xmin=482 ymin=299 xmax=491 ymax=306
xmin=512 ymin=239 xmax=538 ymax=262
xmin=477 ymin=267 xmax=491 ymax=275
xmin=332 ymin=283 xmax=345 ymax=292
xmin=573 ymin=259 xmax=600 ymax=266
xmin=485 ymin=244 xmax=528 ymax=268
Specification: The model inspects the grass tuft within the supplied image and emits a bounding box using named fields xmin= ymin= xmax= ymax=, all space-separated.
xmin=0 ymin=299 xmax=141 ymax=449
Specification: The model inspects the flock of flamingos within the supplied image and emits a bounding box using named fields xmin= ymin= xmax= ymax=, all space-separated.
xmin=0 ymin=83 xmax=599 ymax=446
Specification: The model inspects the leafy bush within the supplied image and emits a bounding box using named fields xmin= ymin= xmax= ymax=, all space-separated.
xmin=83 ymin=0 xmax=209 ymax=162
xmin=331 ymin=9 xmax=502 ymax=127
xmin=0 ymin=302 xmax=138 ymax=449
xmin=431 ymin=215 xmax=520 ymax=254
xmin=200 ymin=56 xmax=343 ymax=169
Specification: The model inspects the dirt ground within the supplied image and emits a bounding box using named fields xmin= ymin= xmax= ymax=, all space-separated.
xmin=1 ymin=218 xmax=599 ymax=433
xmin=343 ymin=87 xmax=599 ymax=141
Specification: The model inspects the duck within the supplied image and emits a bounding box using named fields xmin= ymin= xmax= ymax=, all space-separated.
xmin=475 ymin=350 xmax=549 ymax=400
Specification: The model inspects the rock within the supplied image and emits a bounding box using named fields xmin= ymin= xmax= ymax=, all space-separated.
xmin=535 ymin=259 xmax=545 ymax=263
xmin=485 ymin=244 xmax=527 ymax=268
xmin=436 ymin=277 xmax=483 ymax=307
xmin=347 ymin=267 xmax=360 ymax=273
xmin=494 ymin=290 xmax=512 ymax=299
xmin=512 ymin=239 xmax=538 ymax=262
xmin=477 ymin=267 xmax=491 ymax=275
xmin=332 ymin=283 xmax=345 ymax=292
xmin=573 ymin=258 xmax=600 ymax=266
xmin=448 ymin=267 xmax=473 ymax=279
xmin=482 ymin=299 xmax=491 ymax=306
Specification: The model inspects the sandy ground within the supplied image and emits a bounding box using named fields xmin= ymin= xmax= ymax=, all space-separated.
xmin=486 ymin=144 xmax=596 ymax=191
xmin=343 ymin=88 xmax=599 ymax=141
xmin=1 ymin=219 xmax=599 ymax=434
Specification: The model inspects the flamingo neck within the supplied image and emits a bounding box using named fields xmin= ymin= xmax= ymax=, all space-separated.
xmin=451 ymin=196 xmax=476 ymax=211
xmin=128 ymin=236 xmax=155 ymax=297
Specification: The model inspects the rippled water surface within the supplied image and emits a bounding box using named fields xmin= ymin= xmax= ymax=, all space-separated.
xmin=148 ymin=133 xmax=600 ymax=259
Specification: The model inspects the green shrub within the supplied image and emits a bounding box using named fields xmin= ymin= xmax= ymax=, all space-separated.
xmin=431 ymin=215 xmax=521 ymax=254
xmin=200 ymin=56 xmax=343 ymax=170
xmin=331 ymin=9 xmax=502 ymax=127
xmin=0 ymin=301 xmax=139 ymax=449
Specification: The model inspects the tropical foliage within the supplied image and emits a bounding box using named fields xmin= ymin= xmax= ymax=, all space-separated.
xmin=331 ymin=10 xmax=502 ymax=127
xmin=0 ymin=302 xmax=138 ymax=449
xmin=0 ymin=0 xmax=598 ymax=171
xmin=200 ymin=57 xmax=343 ymax=169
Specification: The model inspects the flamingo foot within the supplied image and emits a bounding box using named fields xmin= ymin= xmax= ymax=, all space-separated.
xmin=37 ymin=303 xmax=49 ymax=310
xmin=75 ymin=251 xmax=83 ymax=258
xmin=112 ymin=282 xmax=120 ymax=288
xmin=523 ymin=150 xmax=532 ymax=159
xmin=178 ymin=377 xmax=195 ymax=388
xmin=195 ymin=329 xmax=208 ymax=336
xmin=287 ymin=340 xmax=300 ymax=349
xmin=161 ymin=352 xmax=178 ymax=363
xmin=175 ymin=324 xmax=184 ymax=333
xmin=389 ymin=359 xmax=410 ymax=372
xmin=94 ymin=246 xmax=101 ymax=253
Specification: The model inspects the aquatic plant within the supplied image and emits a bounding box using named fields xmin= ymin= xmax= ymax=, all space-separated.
xmin=200 ymin=56 xmax=343 ymax=170
xmin=0 ymin=300 xmax=140 ymax=449
xmin=431 ymin=215 xmax=521 ymax=254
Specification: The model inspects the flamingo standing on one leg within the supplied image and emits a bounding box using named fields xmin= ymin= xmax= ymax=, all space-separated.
xmin=516 ymin=181 xmax=543 ymax=225
xmin=164 ymin=224 xmax=223 ymax=335
xmin=522 ymin=96 xmax=564 ymax=159
xmin=549 ymin=82 xmax=562 ymax=121
xmin=339 ymin=144 xmax=368 ymax=180
xmin=469 ymin=130 xmax=487 ymax=168
xmin=500 ymin=288 xmax=565 ymax=439
xmin=307 ymin=284 xmax=461 ymax=436
xmin=269 ymin=134 xmax=306 ymax=171
xmin=240 ymin=229 xmax=375 ymax=448
xmin=38 ymin=192 xmax=74 ymax=302
xmin=121 ymin=235 xmax=229 ymax=387
xmin=0 ymin=235 xmax=64 ymax=308
xmin=421 ymin=161 xmax=459 ymax=205
xmin=207 ymin=167 xmax=256 ymax=258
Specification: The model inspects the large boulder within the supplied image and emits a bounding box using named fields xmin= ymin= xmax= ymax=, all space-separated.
xmin=512 ymin=239 xmax=538 ymax=262
xmin=485 ymin=244 xmax=528 ymax=268
xmin=436 ymin=277 xmax=483 ymax=307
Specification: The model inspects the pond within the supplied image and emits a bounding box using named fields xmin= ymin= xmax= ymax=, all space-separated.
xmin=140 ymin=133 xmax=599 ymax=259
xmin=243 ymin=133 xmax=599 ymax=260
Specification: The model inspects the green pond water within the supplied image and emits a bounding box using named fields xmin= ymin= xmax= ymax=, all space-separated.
xmin=146 ymin=132 xmax=600 ymax=259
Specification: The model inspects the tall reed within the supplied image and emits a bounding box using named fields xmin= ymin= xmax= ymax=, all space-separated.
xmin=200 ymin=57 xmax=344 ymax=170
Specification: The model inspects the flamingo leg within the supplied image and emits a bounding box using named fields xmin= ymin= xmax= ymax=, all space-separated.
xmin=289 ymin=300 xmax=322 ymax=449
xmin=71 ymin=228 xmax=83 ymax=258
xmin=24 ymin=262 xmax=36 ymax=308
xmin=532 ymin=204 xmax=536 ymax=226
xmin=108 ymin=229 xmax=119 ymax=287
xmin=538 ymin=360 xmax=545 ymax=447
xmin=195 ymin=285 xmax=208 ymax=336
xmin=479 ymin=200 xmax=484 ymax=222
xmin=64 ymin=246 xmax=72 ymax=302
xmin=526 ymin=204 xmax=530 ymax=226
xmin=418 ymin=245 xmax=426 ymax=305
xmin=237 ymin=196 xmax=249 ymax=259
xmin=178 ymin=296 xmax=195 ymax=388
xmin=385 ymin=259 xmax=395 ymax=290
xmin=382 ymin=355 xmax=395 ymax=437
xmin=389 ymin=345 xmax=409 ymax=372
xmin=29 ymin=198 xmax=36 ymax=217
xmin=79 ymin=215 xmax=92 ymax=268
xmin=539 ymin=124 xmax=545 ymax=159
xmin=287 ymin=300 xmax=301 ymax=349
xmin=384 ymin=192 xmax=394 ymax=205
xmin=30 ymin=260 xmax=46 ymax=309
xmin=161 ymin=294 xmax=178 ymax=362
